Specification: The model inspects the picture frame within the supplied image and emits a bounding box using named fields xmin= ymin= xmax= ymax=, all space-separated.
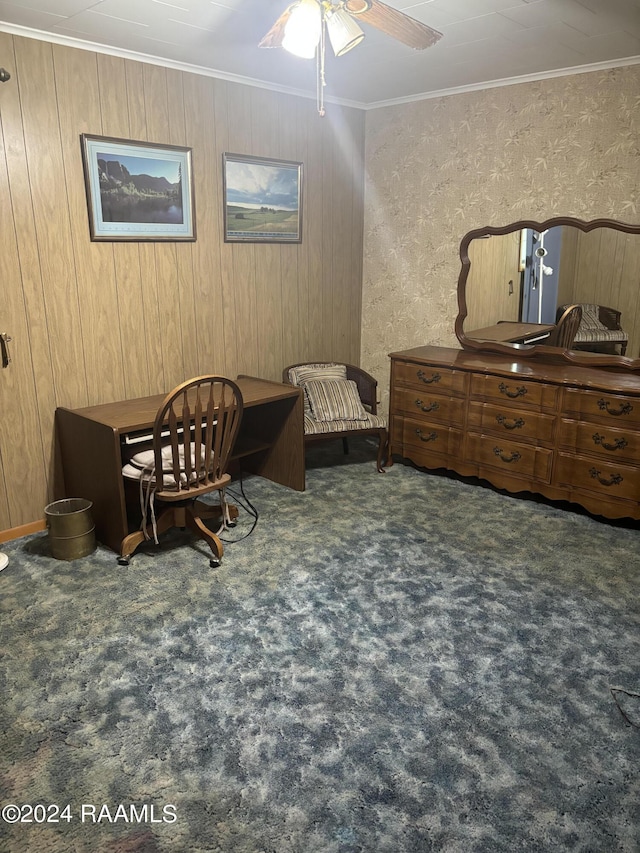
xmin=80 ymin=134 xmax=195 ymax=241
xmin=223 ymin=153 xmax=303 ymax=243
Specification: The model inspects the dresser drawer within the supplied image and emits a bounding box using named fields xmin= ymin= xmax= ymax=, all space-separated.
xmin=390 ymin=346 xmax=640 ymax=522
xmin=558 ymin=418 xmax=640 ymax=464
xmin=401 ymin=416 xmax=463 ymax=460
xmin=392 ymin=387 xmax=467 ymax=426
xmin=393 ymin=361 xmax=468 ymax=395
xmin=467 ymin=401 xmax=556 ymax=445
xmin=555 ymin=452 xmax=640 ymax=502
xmin=470 ymin=374 xmax=558 ymax=410
xmin=562 ymin=388 xmax=640 ymax=427
xmin=465 ymin=432 xmax=553 ymax=482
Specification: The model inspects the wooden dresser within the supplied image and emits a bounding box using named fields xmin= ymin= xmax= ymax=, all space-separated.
xmin=389 ymin=345 xmax=640 ymax=520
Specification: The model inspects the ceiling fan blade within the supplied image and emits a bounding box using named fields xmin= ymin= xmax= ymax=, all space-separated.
xmin=346 ymin=0 xmax=442 ymax=50
xmin=258 ymin=6 xmax=293 ymax=48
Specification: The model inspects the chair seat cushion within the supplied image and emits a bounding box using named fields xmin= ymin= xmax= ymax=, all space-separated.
xmin=128 ymin=445 xmax=207 ymax=471
xmin=122 ymin=444 xmax=210 ymax=489
xmin=574 ymin=328 xmax=628 ymax=343
xmin=122 ymin=462 xmax=196 ymax=490
xmin=304 ymin=378 xmax=368 ymax=422
xmin=304 ymin=411 xmax=386 ymax=435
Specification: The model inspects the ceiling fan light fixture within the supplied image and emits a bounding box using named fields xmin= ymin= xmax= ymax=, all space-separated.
xmin=282 ymin=0 xmax=322 ymax=59
xmin=325 ymin=7 xmax=365 ymax=56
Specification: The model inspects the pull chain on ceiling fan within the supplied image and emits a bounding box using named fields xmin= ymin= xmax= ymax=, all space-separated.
xmin=259 ymin=0 xmax=443 ymax=116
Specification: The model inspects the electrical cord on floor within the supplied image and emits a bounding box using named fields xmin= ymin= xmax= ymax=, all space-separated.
xmin=610 ymin=687 xmax=640 ymax=728
xmin=219 ymin=466 xmax=259 ymax=544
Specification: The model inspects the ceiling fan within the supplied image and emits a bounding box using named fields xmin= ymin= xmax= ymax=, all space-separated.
xmin=259 ymin=0 xmax=443 ymax=115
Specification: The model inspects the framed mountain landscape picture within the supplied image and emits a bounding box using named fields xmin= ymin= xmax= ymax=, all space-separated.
xmin=223 ymin=153 xmax=302 ymax=243
xmin=80 ymin=134 xmax=195 ymax=241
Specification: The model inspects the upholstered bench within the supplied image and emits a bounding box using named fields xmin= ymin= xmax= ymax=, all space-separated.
xmin=558 ymin=303 xmax=629 ymax=355
xmin=283 ymin=362 xmax=389 ymax=472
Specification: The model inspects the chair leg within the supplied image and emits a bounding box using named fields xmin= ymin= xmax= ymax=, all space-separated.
xmin=118 ymin=507 xmax=177 ymax=564
xmin=193 ymin=499 xmax=239 ymax=524
xmin=376 ymin=430 xmax=389 ymax=473
xmin=118 ymin=499 xmax=230 ymax=566
xmin=185 ymin=510 xmax=224 ymax=565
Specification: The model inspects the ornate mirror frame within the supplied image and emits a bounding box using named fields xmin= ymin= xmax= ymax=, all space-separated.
xmin=455 ymin=216 xmax=640 ymax=371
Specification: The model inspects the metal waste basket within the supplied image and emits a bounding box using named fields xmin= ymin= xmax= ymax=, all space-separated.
xmin=45 ymin=498 xmax=96 ymax=560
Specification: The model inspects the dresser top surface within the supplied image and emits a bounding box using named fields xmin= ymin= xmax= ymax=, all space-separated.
xmin=389 ymin=345 xmax=640 ymax=395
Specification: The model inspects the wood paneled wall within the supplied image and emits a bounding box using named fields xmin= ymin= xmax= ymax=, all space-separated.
xmin=0 ymin=33 xmax=365 ymax=531
xmin=465 ymin=232 xmax=522 ymax=331
xmin=558 ymin=228 xmax=640 ymax=357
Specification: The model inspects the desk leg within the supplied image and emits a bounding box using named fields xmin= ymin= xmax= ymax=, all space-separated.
xmin=55 ymin=409 xmax=128 ymax=553
xmin=240 ymin=393 xmax=305 ymax=491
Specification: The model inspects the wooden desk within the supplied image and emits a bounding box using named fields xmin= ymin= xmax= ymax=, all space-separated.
xmin=55 ymin=376 xmax=304 ymax=554
xmin=467 ymin=322 xmax=555 ymax=344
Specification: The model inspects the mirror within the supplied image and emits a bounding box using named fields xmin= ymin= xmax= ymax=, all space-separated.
xmin=455 ymin=217 xmax=640 ymax=370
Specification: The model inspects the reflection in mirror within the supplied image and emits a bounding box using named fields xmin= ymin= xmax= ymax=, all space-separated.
xmin=458 ymin=219 xmax=640 ymax=361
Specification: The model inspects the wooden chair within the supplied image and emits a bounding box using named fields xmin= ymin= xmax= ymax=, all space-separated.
xmin=547 ymin=304 xmax=582 ymax=349
xmin=283 ymin=362 xmax=389 ymax=472
xmin=557 ymin=303 xmax=629 ymax=355
xmin=119 ymin=376 xmax=243 ymax=566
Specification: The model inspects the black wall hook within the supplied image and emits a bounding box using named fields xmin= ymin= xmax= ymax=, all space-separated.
xmin=0 ymin=68 xmax=11 ymax=83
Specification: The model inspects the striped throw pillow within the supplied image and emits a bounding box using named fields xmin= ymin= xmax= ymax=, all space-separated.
xmin=288 ymin=364 xmax=348 ymax=416
xmin=580 ymin=304 xmax=606 ymax=329
xmin=304 ymin=378 xmax=367 ymax=423
xmin=289 ymin=363 xmax=347 ymax=385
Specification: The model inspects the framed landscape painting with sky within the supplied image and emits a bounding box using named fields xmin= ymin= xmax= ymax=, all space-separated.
xmin=81 ymin=134 xmax=195 ymax=241
xmin=223 ymin=153 xmax=303 ymax=243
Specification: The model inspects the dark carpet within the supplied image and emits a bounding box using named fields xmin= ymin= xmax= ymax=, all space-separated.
xmin=1 ymin=438 xmax=639 ymax=852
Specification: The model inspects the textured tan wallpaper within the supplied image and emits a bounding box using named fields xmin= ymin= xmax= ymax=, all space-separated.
xmin=362 ymin=65 xmax=640 ymax=409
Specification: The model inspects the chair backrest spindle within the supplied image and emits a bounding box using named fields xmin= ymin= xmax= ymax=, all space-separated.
xmin=150 ymin=376 xmax=243 ymax=497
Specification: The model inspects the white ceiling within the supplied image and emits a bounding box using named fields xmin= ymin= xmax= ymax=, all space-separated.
xmin=1 ymin=0 xmax=639 ymax=108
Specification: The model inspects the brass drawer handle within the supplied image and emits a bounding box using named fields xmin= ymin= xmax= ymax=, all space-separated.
xmin=496 ymin=415 xmax=525 ymax=431
xmin=597 ymin=398 xmax=633 ymax=417
xmin=498 ymin=382 xmax=527 ymax=399
xmin=415 ymin=399 xmax=440 ymax=413
xmin=416 ymin=428 xmax=438 ymax=443
xmin=417 ymin=370 xmax=441 ymax=384
xmin=592 ymin=433 xmax=628 ymax=452
xmin=589 ymin=467 xmax=623 ymax=487
xmin=493 ymin=447 xmax=521 ymax=463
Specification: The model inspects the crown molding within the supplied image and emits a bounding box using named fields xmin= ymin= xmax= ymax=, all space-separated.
xmin=363 ymin=55 xmax=640 ymax=110
xmin=0 ymin=22 xmax=363 ymax=110
xmin=2 ymin=21 xmax=639 ymax=112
